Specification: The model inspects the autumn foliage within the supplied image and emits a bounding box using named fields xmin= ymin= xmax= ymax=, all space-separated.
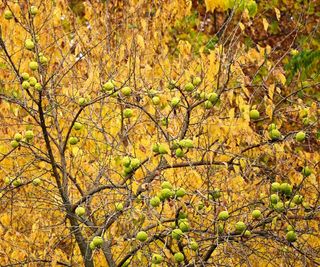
xmin=0 ymin=0 xmax=319 ymax=266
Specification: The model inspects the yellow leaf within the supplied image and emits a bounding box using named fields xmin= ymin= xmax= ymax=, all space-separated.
xmin=262 ymin=18 xmax=269 ymax=31
xmin=136 ymin=34 xmax=145 ymax=50
xmin=274 ymin=8 xmax=281 ymax=21
xmin=266 ymin=104 xmax=273 ymax=119
xmin=268 ymin=84 xmax=275 ymax=100
xmin=239 ymin=22 xmax=245 ymax=31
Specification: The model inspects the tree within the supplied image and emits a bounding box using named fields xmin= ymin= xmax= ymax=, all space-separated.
xmin=0 ymin=0 xmax=319 ymax=266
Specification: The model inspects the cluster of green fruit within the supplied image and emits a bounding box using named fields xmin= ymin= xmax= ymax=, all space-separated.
xmin=20 ymin=72 xmax=42 ymax=91
xmin=269 ymin=182 xmax=303 ymax=212
xmin=4 ymin=176 xmax=41 ymax=187
xmin=285 ymin=225 xmax=297 ymax=242
xmin=89 ymin=236 xmax=103 ymax=250
xmin=267 ymin=123 xmax=282 ymax=141
xmin=147 ymin=89 xmax=161 ymax=106
xmin=149 ymin=181 xmax=187 ymax=206
xmin=11 ymin=131 xmax=34 ymax=148
xmin=122 ymin=156 xmax=140 ymax=176
xmin=4 ymin=6 xmax=38 ymax=20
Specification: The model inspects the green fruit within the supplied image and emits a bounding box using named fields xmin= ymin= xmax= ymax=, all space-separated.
xmin=150 ymin=196 xmax=161 ymax=207
xmin=122 ymin=156 xmax=131 ymax=167
xmin=32 ymin=178 xmax=41 ymax=186
xmin=12 ymin=178 xmax=22 ymax=187
xmin=178 ymin=212 xmax=187 ymax=220
xmin=30 ymin=6 xmax=38 ymax=15
xmin=4 ymin=10 xmax=13 ymax=20
xmin=244 ymin=230 xmax=251 ymax=237
xmin=190 ymin=240 xmax=199 ymax=250
xmin=179 ymin=139 xmax=193 ymax=148
xmin=69 ymin=137 xmax=79 ymax=145
xmin=168 ymin=80 xmax=176 ymax=90
xmin=179 ymin=221 xmax=189 ymax=232
xmin=207 ymin=92 xmax=218 ymax=103
xmin=280 ymin=183 xmax=292 ymax=196
xmin=302 ymin=117 xmax=310 ymax=126
xmin=14 ymin=133 xmax=22 ymax=142
xmin=152 ymin=143 xmax=159 ymax=153
xmin=39 ymin=56 xmax=48 ymax=65
xmin=175 ymin=188 xmax=186 ymax=198
xmin=121 ymin=86 xmax=132 ymax=96
xmin=175 ymin=148 xmax=184 ymax=158
xmin=22 ymin=81 xmax=30 ymax=89
xmin=25 ymin=39 xmax=35 ymax=50
xmin=25 ymin=130 xmax=34 ymax=140
xmin=34 ymin=83 xmax=42 ymax=91
xmin=21 ymin=72 xmax=30 ymax=80
xmin=152 ymin=254 xmax=163 ymax=264
xmin=292 ymin=195 xmax=303 ymax=205
xmin=218 ymin=211 xmax=229 ymax=221
xmin=211 ymin=188 xmax=221 ymax=199
xmin=92 ymin=236 xmax=103 ymax=246
xmin=185 ymin=82 xmax=195 ymax=92
xmin=172 ymin=229 xmax=183 ymax=240
xmin=269 ymin=129 xmax=281 ymax=140
xmin=204 ymin=100 xmax=213 ymax=109
xmin=4 ymin=177 xmax=11 ymax=185
xmin=235 ymin=221 xmax=246 ymax=233
xmin=158 ymin=144 xmax=168 ymax=154
xmin=73 ymin=122 xmax=83 ymax=130
xmin=29 ymin=77 xmax=37 ymax=86
xmin=136 ymin=231 xmax=148 ymax=242
xmin=271 ymin=182 xmax=281 ymax=192
xmin=123 ymin=108 xmax=133 ymax=118
xmin=174 ymin=252 xmax=184 ymax=263
xmin=301 ymin=166 xmax=311 ymax=177
xmin=78 ymin=98 xmax=86 ymax=106
xmin=102 ymin=81 xmax=114 ymax=91
xmin=11 ymin=140 xmax=19 ymax=148
xmin=286 ymin=231 xmax=297 ymax=242
xmin=115 ymin=202 xmax=124 ymax=211
xmin=130 ymin=158 xmax=140 ymax=169
xmin=75 ymin=206 xmax=86 ymax=216
xmin=89 ymin=242 xmax=95 ymax=250
xmin=270 ymin=194 xmax=279 ymax=204
xmin=285 ymin=200 xmax=295 ymax=208
xmin=268 ymin=123 xmax=277 ymax=131
xmin=252 ymin=209 xmax=262 ymax=219
xmin=29 ymin=61 xmax=38 ymax=71
xmin=274 ymin=201 xmax=284 ymax=212
xmin=171 ymin=97 xmax=180 ymax=108
xmin=192 ymin=76 xmax=201 ymax=86
xmin=295 ymin=131 xmax=306 ymax=142
xmin=152 ymin=96 xmax=160 ymax=105
xmin=124 ymin=166 xmax=133 ymax=174
xmin=160 ymin=188 xmax=172 ymax=199
xmin=286 ymin=225 xmax=294 ymax=232
xmin=161 ymin=181 xmax=172 ymax=189
xmin=249 ymin=109 xmax=260 ymax=120
xmin=197 ymin=201 xmax=204 ymax=210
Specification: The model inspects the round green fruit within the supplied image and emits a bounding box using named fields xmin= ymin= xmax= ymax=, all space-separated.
xmin=22 ymin=81 xmax=30 ymax=89
xmin=295 ymin=131 xmax=306 ymax=142
xmin=150 ymin=196 xmax=161 ymax=207
xmin=29 ymin=61 xmax=39 ymax=71
xmin=161 ymin=181 xmax=172 ymax=190
xmin=301 ymin=166 xmax=311 ymax=177
xmin=25 ymin=130 xmax=34 ymax=140
xmin=184 ymin=82 xmax=195 ymax=92
xmin=269 ymin=129 xmax=281 ymax=140
xmin=152 ymin=96 xmax=160 ymax=105
xmin=189 ymin=240 xmax=199 ymax=251
xmin=75 ymin=206 xmax=86 ymax=216
xmin=136 ymin=231 xmax=148 ymax=242
xmin=168 ymin=80 xmax=176 ymax=90
xmin=218 ymin=211 xmax=229 ymax=221
xmin=171 ymin=97 xmax=180 ymax=108
xmin=280 ymin=183 xmax=292 ymax=196
xmin=274 ymin=201 xmax=284 ymax=212
xmin=4 ymin=10 xmax=13 ymax=20
xmin=130 ymin=158 xmax=140 ymax=169
xmin=179 ymin=221 xmax=189 ymax=232
xmin=207 ymin=92 xmax=218 ymax=103
xmin=271 ymin=182 xmax=281 ymax=192
xmin=292 ymin=194 xmax=303 ymax=205
xmin=13 ymin=178 xmax=22 ymax=187
xmin=121 ymin=86 xmax=132 ymax=96
xmin=172 ymin=229 xmax=183 ymax=240
xmin=244 ymin=230 xmax=251 ymax=237
xmin=4 ymin=177 xmax=11 ymax=185
xmin=252 ymin=209 xmax=262 ymax=219
xmin=73 ymin=122 xmax=83 ymax=130
xmin=268 ymin=123 xmax=277 ymax=131
xmin=286 ymin=231 xmax=297 ymax=242
xmin=204 ymin=100 xmax=213 ymax=109
xmin=152 ymin=254 xmax=163 ymax=264
xmin=152 ymin=143 xmax=159 ymax=153
xmin=211 ymin=188 xmax=221 ymax=199
xmin=160 ymin=188 xmax=173 ymax=199
xmin=39 ymin=56 xmax=48 ymax=65
xmin=122 ymin=156 xmax=131 ymax=167
xmin=175 ymin=188 xmax=186 ymax=198
xmin=34 ymin=83 xmax=42 ymax=91
xmin=11 ymin=140 xmax=19 ymax=148
xmin=29 ymin=77 xmax=37 ymax=86
xmin=69 ymin=137 xmax=79 ymax=145
xmin=102 ymin=81 xmax=114 ymax=91
xmin=92 ymin=236 xmax=103 ymax=246
xmin=235 ymin=221 xmax=246 ymax=233
xmin=14 ymin=133 xmax=22 ymax=142
xmin=78 ymin=98 xmax=87 ymax=106
xmin=89 ymin=242 xmax=95 ymax=250
xmin=32 ymin=178 xmax=41 ymax=186
xmin=192 ymin=76 xmax=201 ymax=86
xmin=158 ymin=144 xmax=168 ymax=154
xmin=30 ymin=6 xmax=38 ymax=15
xmin=249 ymin=109 xmax=260 ymax=120
xmin=270 ymin=194 xmax=279 ymax=204
xmin=179 ymin=139 xmax=193 ymax=148
xmin=174 ymin=252 xmax=184 ymax=263
xmin=115 ymin=202 xmax=124 ymax=211
xmin=286 ymin=225 xmax=294 ymax=232
xmin=21 ymin=72 xmax=30 ymax=80
xmin=175 ymin=148 xmax=184 ymax=158
xmin=123 ymin=108 xmax=133 ymax=118
xmin=25 ymin=39 xmax=35 ymax=50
